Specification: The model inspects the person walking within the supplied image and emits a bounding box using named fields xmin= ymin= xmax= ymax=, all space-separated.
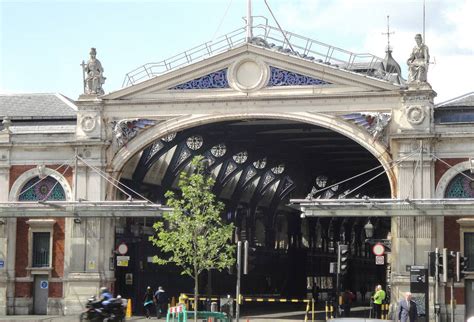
xmin=397 ymin=292 xmax=418 ymax=322
xmin=143 ymin=286 xmax=155 ymax=319
xmin=341 ymin=289 xmax=355 ymax=317
xmin=372 ymin=284 xmax=386 ymax=319
xmin=154 ymin=286 xmax=168 ymax=319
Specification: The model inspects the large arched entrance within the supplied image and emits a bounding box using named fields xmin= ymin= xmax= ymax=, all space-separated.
xmin=110 ymin=115 xmax=394 ymax=314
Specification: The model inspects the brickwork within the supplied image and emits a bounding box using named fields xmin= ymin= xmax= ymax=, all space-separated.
xmin=14 ymin=282 xmax=32 ymax=298
xmin=15 ymin=218 xmax=29 ymax=278
xmin=52 ymin=219 xmax=65 ymax=278
xmin=48 ymin=282 xmax=63 ymax=298
xmin=434 ymin=158 xmax=467 ymax=187
xmin=435 ymin=158 xmax=468 ymax=306
xmin=11 ymin=165 xmax=71 ymax=300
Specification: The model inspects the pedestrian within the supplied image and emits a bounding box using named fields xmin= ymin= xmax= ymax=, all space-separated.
xmin=341 ymin=289 xmax=355 ymax=317
xmin=372 ymin=284 xmax=386 ymax=319
xmin=397 ymin=291 xmax=418 ymax=322
xmin=143 ymin=286 xmax=155 ymax=319
xmin=154 ymin=286 xmax=168 ymax=319
xmin=360 ymin=284 xmax=367 ymax=302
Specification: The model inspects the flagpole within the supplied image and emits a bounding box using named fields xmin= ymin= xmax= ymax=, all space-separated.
xmin=246 ymin=0 xmax=253 ymax=42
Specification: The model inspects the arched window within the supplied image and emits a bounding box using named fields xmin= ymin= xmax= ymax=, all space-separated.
xmin=444 ymin=171 xmax=474 ymax=198
xmin=18 ymin=176 xmax=66 ymax=201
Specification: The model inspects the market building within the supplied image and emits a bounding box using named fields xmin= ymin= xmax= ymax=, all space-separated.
xmin=0 ymin=17 xmax=473 ymax=321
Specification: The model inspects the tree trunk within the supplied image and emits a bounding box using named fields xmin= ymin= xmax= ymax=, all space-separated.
xmin=194 ymin=273 xmax=198 ymax=322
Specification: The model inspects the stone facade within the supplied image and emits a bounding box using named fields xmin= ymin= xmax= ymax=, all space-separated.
xmin=0 ymin=40 xmax=473 ymax=321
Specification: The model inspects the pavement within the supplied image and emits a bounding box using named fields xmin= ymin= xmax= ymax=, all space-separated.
xmin=0 ymin=305 xmax=372 ymax=321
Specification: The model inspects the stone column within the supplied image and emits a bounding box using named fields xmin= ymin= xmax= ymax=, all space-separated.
xmin=0 ymin=165 xmax=9 ymax=315
xmin=390 ymin=88 xmax=439 ymax=320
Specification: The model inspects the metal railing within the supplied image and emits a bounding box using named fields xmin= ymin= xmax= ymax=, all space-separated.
xmin=122 ymin=17 xmax=391 ymax=88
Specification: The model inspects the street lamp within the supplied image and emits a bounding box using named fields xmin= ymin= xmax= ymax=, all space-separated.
xmin=364 ymin=219 xmax=374 ymax=238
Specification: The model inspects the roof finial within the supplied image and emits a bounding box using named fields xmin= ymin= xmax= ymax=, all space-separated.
xmin=382 ymin=15 xmax=394 ymax=53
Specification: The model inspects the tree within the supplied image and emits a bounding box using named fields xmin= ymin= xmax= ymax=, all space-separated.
xmin=149 ymin=155 xmax=235 ymax=322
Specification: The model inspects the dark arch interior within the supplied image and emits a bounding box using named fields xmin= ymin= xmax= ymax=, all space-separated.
xmin=115 ymin=119 xmax=392 ymax=313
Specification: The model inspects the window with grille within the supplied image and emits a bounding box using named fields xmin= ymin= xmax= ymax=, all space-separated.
xmin=464 ymin=232 xmax=474 ymax=271
xmin=32 ymin=232 xmax=50 ymax=268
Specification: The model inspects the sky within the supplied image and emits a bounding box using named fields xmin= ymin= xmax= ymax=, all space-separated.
xmin=0 ymin=0 xmax=473 ymax=103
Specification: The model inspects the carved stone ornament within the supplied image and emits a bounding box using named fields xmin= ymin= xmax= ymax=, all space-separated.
xmin=80 ymin=115 xmax=96 ymax=132
xmin=406 ymin=105 xmax=425 ymax=125
xmin=111 ymin=119 xmax=156 ymax=147
xmin=342 ymin=112 xmax=391 ymax=144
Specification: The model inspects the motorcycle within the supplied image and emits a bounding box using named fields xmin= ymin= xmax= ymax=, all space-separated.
xmin=79 ymin=295 xmax=126 ymax=322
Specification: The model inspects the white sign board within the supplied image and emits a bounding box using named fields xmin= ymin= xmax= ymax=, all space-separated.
xmin=375 ymin=255 xmax=385 ymax=265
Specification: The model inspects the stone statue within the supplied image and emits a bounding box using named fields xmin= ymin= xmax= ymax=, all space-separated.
xmin=82 ymin=48 xmax=106 ymax=95
xmin=407 ymin=34 xmax=430 ymax=84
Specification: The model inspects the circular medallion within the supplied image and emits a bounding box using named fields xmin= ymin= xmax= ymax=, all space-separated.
xmin=211 ymin=144 xmax=226 ymax=158
xmin=406 ymin=105 xmax=425 ymax=125
xmin=186 ymin=135 xmax=203 ymax=150
xmin=228 ymin=57 xmax=269 ymax=92
xmin=81 ymin=116 xmax=96 ymax=132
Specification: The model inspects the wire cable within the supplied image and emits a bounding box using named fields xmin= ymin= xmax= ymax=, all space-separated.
xmin=17 ymin=159 xmax=75 ymax=199
xmin=211 ymin=0 xmax=234 ymax=41
xmin=76 ymin=155 xmax=158 ymax=205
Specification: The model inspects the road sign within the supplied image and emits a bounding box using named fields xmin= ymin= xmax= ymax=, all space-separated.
xmin=0 ymin=260 xmax=4 ymax=268
xmin=117 ymin=255 xmax=130 ymax=267
xmin=117 ymin=243 xmax=128 ymax=255
xmin=375 ymin=255 xmax=385 ymax=265
xmin=372 ymin=243 xmax=385 ymax=256
xmin=40 ymin=280 xmax=49 ymax=289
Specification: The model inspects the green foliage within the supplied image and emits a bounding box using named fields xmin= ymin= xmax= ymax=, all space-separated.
xmin=149 ymin=155 xmax=235 ymax=280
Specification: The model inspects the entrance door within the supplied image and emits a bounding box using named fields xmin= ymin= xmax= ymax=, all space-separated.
xmin=466 ymin=280 xmax=474 ymax=318
xmin=33 ymin=275 xmax=49 ymax=314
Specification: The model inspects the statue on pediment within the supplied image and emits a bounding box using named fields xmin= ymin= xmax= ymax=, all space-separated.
xmin=407 ymin=34 xmax=430 ymax=85
xmin=82 ymin=48 xmax=106 ymax=95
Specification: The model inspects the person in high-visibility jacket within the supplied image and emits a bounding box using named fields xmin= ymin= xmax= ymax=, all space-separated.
xmin=372 ymin=285 xmax=386 ymax=319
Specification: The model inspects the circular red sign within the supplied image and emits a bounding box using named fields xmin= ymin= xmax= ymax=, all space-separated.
xmin=117 ymin=243 xmax=128 ymax=255
xmin=372 ymin=243 xmax=385 ymax=256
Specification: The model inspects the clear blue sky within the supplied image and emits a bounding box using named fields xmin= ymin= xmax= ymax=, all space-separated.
xmin=1 ymin=0 xmax=472 ymax=102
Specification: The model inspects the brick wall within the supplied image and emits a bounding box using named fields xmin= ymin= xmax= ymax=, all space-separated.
xmin=48 ymin=282 xmax=63 ymax=298
xmin=435 ymin=159 xmax=467 ymax=305
xmin=11 ymin=165 xmax=72 ymax=299
xmin=15 ymin=282 xmax=32 ymax=298
xmin=15 ymin=218 xmax=29 ymax=278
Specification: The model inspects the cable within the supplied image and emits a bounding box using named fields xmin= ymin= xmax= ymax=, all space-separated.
xmin=17 ymin=159 xmax=75 ymax=199
xmin=40 ymin=164 xmax=71 ymax=202
xmin=313 ymin=148 xmax=421 ymax=196
xmin=211 ymin=0 xmax=234 ymax=41
xmin=406 ymin=156 xmax=421 ymax=200
xmin=430 ymin=153 xmax=474 ymax=182
xmin=76 ymin=155 xmax=158 ymax=205
xmin=263 ymin=0 xmax=296 ymax=54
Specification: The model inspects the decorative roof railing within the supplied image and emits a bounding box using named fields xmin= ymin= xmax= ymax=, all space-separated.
xmin=122 ymin=18 xmax=393 ymax=88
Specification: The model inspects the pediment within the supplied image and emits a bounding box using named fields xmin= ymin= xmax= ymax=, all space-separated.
xmin=104 ymin=44 xmax=402 ymax=100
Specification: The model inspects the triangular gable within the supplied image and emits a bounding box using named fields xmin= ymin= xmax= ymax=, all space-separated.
xmin=167 ymin=66 xmax=331 ymax=90
xmin=104 ymin=45 xmax=401 ymax=100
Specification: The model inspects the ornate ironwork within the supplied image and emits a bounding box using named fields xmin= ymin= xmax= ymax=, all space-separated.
xmin=233 ymin=151 xmax=248 ymax=164
xmin=186 ymin=135 xmax=203 ymax=150
xmin=147 ymin=141 xmax=164 ymax=162
xmin=268 ymin=67 xmax=330 ymax=87
xmin=211 ymin=144 xmax=227 ymax=158
xmin=445 ymin=171 xmax=474 ymax=198
xmin=271 ymin=164 xmax=285 ymax=174
xmin=170 ymin=69 xmax=229 ymax=90
xmin=19 ymin=177 xmax=66 ymax=201
xmin=161 ymin=132 xmax=177 ymax=142
xmin=253 ymin=158 xmax=267 ymax=169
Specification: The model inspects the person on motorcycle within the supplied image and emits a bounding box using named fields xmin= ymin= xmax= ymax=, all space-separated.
xmin=99 ymin=286 xmax=114 ymax=310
